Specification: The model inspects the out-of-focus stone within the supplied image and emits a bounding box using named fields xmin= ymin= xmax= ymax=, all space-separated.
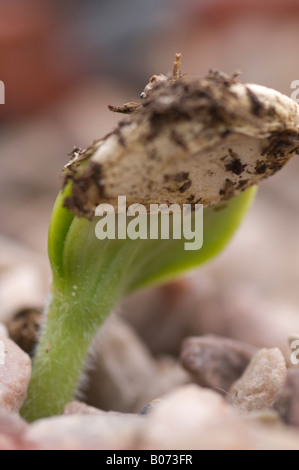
xmin=229 ymin=348 xmax=287 ymax=413
xmin=6 ymin=308 xmax=42 ymax=356
xmin=3 ymin=386 xmax=299 ymax=450
xmin=64 ymin=401 xmax=135 ymax=418
xmin=139 ymin=399 xmax=162 ymax=416
xmin=137 ymin=385 xmax=247 ymax=450
xmin=26 ymin=413 xmax=142 ymax=450
xmin=84 ymin=316 xmax=188 ymax=413
xmin=64 ymin=401 xmax=104 ymax=416
xmin=121 ymin=274 xmax=214 ymax=357
xmin=273 ymin=368 xmax=299 ymax=427
xmin=0 ymin=335 xmax=31 ymax=412
xmin=180 ymin=335 xmax=256 ymax=394
xmin=246 ymin=409 xmax=281 ymax=425
xmin=202 ymin=288 xmax=299 ymax=362
xmin=0 ymin=323 xmax=8 ymax=338
xmin=137 ymin=384 xmax=299 ymax=450
xmin=0 ymin=262 xmax=46 ymax=324
xmin=122 ymin=274 xmax=299 ymax=363
xmin=0 ymin=410 xmax=29 ymax=450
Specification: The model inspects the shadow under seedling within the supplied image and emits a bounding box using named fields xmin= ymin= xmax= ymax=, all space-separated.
xmin=20 ymin=55 xmax=299 ymax=421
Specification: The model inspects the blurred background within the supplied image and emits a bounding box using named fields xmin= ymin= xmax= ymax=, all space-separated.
xmin=2 ymin=0 xmax=299 ymax=412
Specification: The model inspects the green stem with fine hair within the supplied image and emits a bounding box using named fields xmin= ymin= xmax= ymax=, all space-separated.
xmin=20 ymin=282 xmax=124 ymax=421
xmin=20 ymin=294 xmax=101 ymax=421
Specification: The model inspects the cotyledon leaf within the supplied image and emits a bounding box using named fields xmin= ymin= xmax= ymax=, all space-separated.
xmin=48 ymin=184 xmax=256 ymax=296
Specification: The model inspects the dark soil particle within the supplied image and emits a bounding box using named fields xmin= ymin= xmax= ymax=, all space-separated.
xmin=255 ymin=161 xmax=267 ymax=174
xmin=174 ymin=172 xmax=189 ymax=183
xmin=225 ymin=158 xmax=247 ymax=176
xmin=179 ymin=180 xmax=192 ymax=193
xmin=64 ymin=161 xmax=104 ymax=219
xmin=246 ymin=86 xmax=264 ymax=116
xmin=6 ymin=308 xmax=42 ymax=357
xmin=237 ymin=179 xmax=249 ymax=189
xmin=170 ymin=130 xmax=188 ymax=150
xmin=219 ymin=179 xmax=235 ymax=200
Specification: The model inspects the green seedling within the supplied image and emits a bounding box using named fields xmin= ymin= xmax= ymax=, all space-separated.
xmin=21 ymin=56 xmax=299 ymax=421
